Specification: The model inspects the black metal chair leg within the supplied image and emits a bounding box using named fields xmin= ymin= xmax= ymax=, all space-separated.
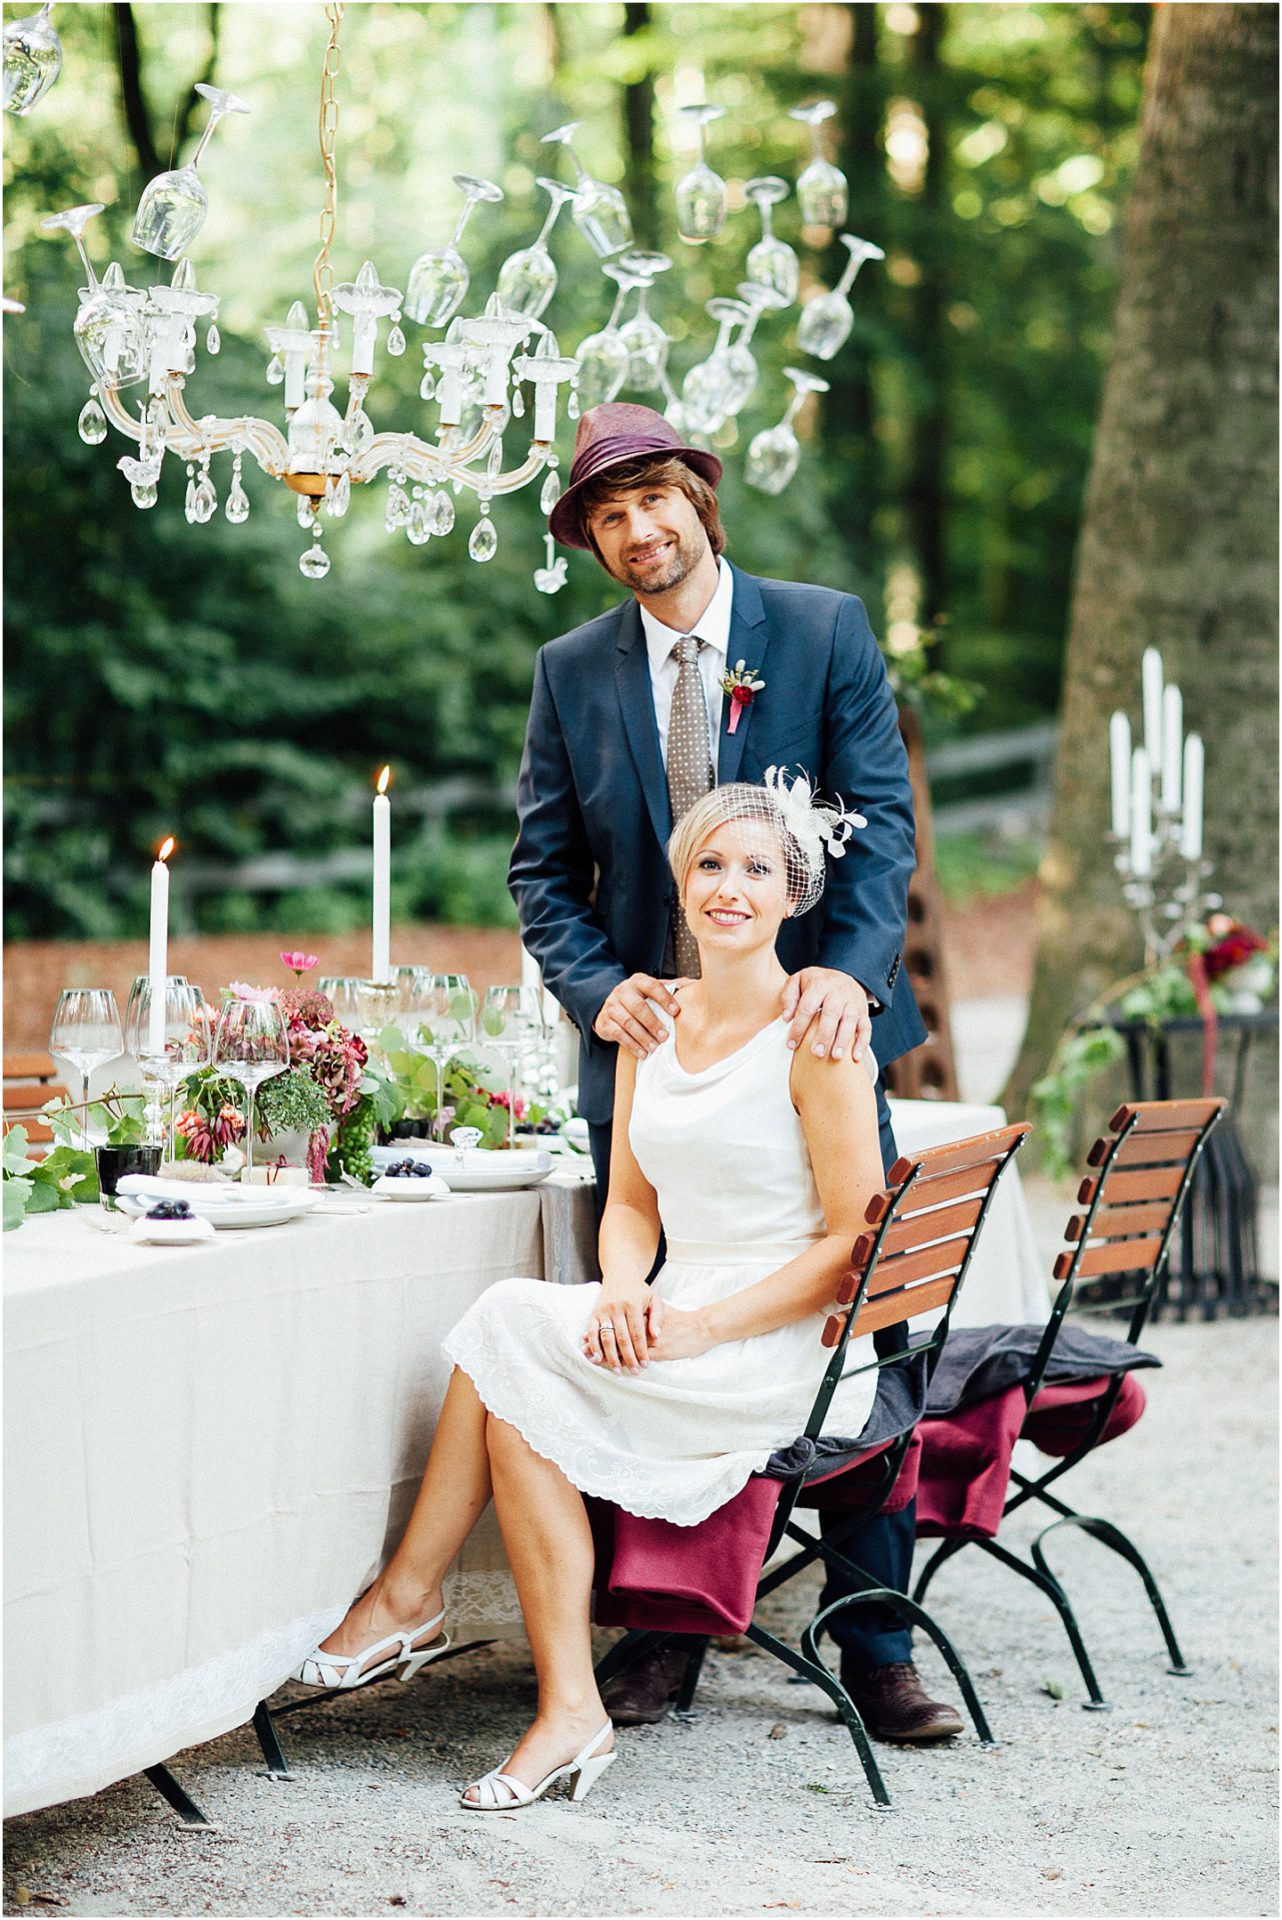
xmin=253 ymin=1700 xmax=292 ymax=1779
xmin=142 ymin=1763 xmax=214 ymax=1829
xmin=804 ymin=1590 xmax=995 ymax=1746
xmin=1031 ymin=1514 xmax=1191 ymax=1676
xmin=592 ymin=1627 xmax=665 ymax=1691
xmin=912 ymin=1535 xmax=966 ymax=1605
xmin=743 ymin=1621 xmax=890 ymax=1808
xmin=974 ymin=1536 xmax=1110 ymax=1710
xmin=673 ymin=1637 xmax=709 ymax=1715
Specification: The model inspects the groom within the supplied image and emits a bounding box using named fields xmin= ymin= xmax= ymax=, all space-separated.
xmin=509 ymin=402 xmax=962 ymax=1744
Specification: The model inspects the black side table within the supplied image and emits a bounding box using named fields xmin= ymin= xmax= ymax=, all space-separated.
xmin=1086 ymin=1009 xmax=1277 ymax=1320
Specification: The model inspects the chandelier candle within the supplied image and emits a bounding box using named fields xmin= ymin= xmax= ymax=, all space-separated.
xmin=1108 ymin=711 xmax=1131 ymax=839
xmin=372 ymin=766 xmax=392 ymax=984
xmin=148 ymin=837 xmax=174 ymax=1053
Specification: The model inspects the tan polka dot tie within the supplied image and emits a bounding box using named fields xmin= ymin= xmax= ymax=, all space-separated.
xmin=667 ymin=635 xmax=713 ymax=979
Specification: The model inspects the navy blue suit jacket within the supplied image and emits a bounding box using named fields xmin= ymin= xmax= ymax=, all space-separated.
xmin=509 ymin=564 xmax=927 ymax=1124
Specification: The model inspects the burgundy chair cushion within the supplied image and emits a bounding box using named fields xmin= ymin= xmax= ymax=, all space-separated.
xmin=916 ymin=1373 xmax=1148 ymax=1541
xmin=796 ymin=1428 xmax=922 ymax=1514
xmin=589 ymin=1477 xmax=785 ymax=1636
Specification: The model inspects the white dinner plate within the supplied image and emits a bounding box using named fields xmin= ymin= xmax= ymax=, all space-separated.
xmin=371 ymin=1172 xmax=452 ymax=1201
xmin=115 ymin=1190 xmax=319 ymax=1231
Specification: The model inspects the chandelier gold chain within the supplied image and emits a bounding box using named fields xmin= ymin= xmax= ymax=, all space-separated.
xmin=313 ymin=0 xmax=345 ymax=327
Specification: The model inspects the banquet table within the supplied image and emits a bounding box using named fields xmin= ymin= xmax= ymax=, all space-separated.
xmin=4 ymin=1098 xmax=1048 ymax=1820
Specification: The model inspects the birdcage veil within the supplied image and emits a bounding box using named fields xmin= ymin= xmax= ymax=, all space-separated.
xmin=667 ymin=768 xmax=867 ymax=918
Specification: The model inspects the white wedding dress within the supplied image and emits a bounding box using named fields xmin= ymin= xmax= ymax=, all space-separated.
xmin=442 ymin=1013 xmax=878 ymax=1528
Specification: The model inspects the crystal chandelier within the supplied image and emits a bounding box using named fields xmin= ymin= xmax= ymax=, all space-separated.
xmin=42 ymin=2 xmax=879 ymax=586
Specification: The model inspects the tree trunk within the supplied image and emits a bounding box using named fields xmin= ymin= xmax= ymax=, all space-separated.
xmin=621 ymin=3 xmax=657 ymax=249
xmin=114 ymin=1 xmax=220 ymax=181
xmin=902 ymin=1 xmax=949 ymax=648
xmin=1005 ymin=4 xmax=1279 ymax=1125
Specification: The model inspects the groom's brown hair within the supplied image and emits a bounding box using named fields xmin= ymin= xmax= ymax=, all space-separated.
xmin=577 ymin=454 xmax=727 ymax=562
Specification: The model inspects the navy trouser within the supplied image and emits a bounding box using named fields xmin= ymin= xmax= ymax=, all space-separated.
xmin=588 ymin=1076 xmax=914 ymax=1673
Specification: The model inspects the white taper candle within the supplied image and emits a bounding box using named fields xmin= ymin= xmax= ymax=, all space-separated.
xmin=372 ymin=767 xmax=392 ymax=984
xmin=147 ymin=838 xmax=174 ymax=1053
xmin=1141 ymin=647 xmax=1164 ymax=765
xmin=1181 ymin=734 xmax=1204 ymax=861
xmin=1161 ymin=683 xmax=1183 ymax=810
xmin=1109 ymin=711 xmax=1131 ymax=837
xmin=1129 ymin=747 xmax=1152 ymax=878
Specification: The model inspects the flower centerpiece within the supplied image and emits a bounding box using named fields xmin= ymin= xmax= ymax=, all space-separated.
xmin=372 ymin=1021 xmax=562 ymax=1149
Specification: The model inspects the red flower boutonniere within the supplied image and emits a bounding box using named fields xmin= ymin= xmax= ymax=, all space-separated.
xmin=720 ymin=659 xmax=765 ymax=735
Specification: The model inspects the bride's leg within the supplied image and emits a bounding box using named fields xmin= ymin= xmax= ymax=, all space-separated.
xmin=319 ymin=1365 xmax=491 ymax=1660
xmin=463 ymin=1411 xmax=610 ymax=1798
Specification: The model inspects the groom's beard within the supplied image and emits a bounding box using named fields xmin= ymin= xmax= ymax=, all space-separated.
xmin=605 ymin=523 xmax=705 ymax=599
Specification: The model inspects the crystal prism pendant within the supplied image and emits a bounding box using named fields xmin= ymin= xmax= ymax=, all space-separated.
xmin=511 ymin=387 xmax=525 ymax=418
xmin=487 ymin=437 xmax=504 ymax=480
xmin=539 ymin=469 xmax=562 ymax=514
xmin=468 ymin=516 xmax=498 ymax=563
xmin=225 ymin=480 xmax=250 ymax=523
xmin=326 ymin=469 xmax=352 ymax=518
xmin=430 ymin=489 xmax=455 ymax=535
xmin=184 ymin=474 xmax=198 ymax=523
xmin=77 ymin=397 xmax=107 ymax=444
xmin=407 ymin=499 xmax=432 ymax=545
xmin=131 ymin=479 xmax=158 ymax=509
xmin=567 ymin=391 xmax=580 ymax=419
xmin=265 ymin=353 xmax=284 ymax=386
xmin=191 ymin=476 xmax=217 ymax=523
xmin=206 ymin=322 xmax=220 ymax=355
xmin=299 ymin=540 xmax=330 ymax=579
xmin=419 ymin=370 xmax=436 ymax=401
xmin=296 ymin=492 xmax=315 ymax=529
xmin=386 ymin=323 xmax=407 ymax=357
xmin=385 ymin=483 xmax=411 ymax=530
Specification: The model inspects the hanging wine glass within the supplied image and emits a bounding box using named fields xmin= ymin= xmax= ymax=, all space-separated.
xmin=41 ymin=202 xmax=105 ymax=290
xmin=722 ymin=282 xmax=790 ymax=417
xmin=132 ymin=84 xmax=251 ymax=261
xmin=4 ymin=3 xmax=62 ymax=116
xmin=745 ymin=366 xmax=828 ymax=496
xmin=681 ymin=297 xmax=748 ymax=438
xmin=616 ymin=250 xmax=673 ymax=392
xmin=404 ymin=173 xmax=504 ymax=329
xmin=572 ymin=257 xmax=638 ymax=409
xmin=797 ymin=233 xmax=884 ymax=361
xmin=744 ymin=177 xmax=800 ymax=303
xmin=674 ymin=104 xmax=728 ymax=244
xmin=212 ymin=997 xmax=289 ymax=1182
xmin=790 ymin=101 xmax=848 ymax=230
xmin=541 ymin=122 xmax=633 ymax=259
xmin=496 ymin=178 xmax=578 ymax=321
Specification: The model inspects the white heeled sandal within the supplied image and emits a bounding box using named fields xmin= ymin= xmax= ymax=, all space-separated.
xmin=291 ymin=1607 xmax=449 ymax=1691
xmin=460 ymin=1720 xmax=616 ymax=1811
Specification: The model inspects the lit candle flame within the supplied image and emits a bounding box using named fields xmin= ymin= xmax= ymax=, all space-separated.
xmin=157 ymin=836 xmax=175 ymax=863
xmin=376 ymin=766 xmax=391 ymax=796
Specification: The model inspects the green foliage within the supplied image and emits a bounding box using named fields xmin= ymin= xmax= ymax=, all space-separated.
xmin=42 ymin=1086 xmax=147 ymax=1148
xmin=255 ymin=1067 xmax=332 ymax=1140
xmin=1031 ymin=1024 xmax=1127 ymax=1179
xmin=3 ymin=1124 xmax=99 ymax=1229
xmin=3 ymin=5 xmax=1149 ymax=940
xmin=934 ymin=830 xmax=1041 ymax=903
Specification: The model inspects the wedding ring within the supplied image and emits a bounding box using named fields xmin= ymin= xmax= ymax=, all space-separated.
xmin=599 ymin=1322 xmax=616 ymax=1334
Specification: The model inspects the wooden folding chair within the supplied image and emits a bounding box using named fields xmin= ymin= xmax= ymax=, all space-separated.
xmin=591 ymin=1121 xmax=1032 ymax=1807
xmin=913 ymin=1097 xmax=1225 ymax=1709
xmin=3 ymin=1052 xmax=68 ymax=1145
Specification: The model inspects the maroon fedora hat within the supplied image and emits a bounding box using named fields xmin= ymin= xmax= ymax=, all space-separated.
xmin=548 ymin=401 xmax=723 ymax=551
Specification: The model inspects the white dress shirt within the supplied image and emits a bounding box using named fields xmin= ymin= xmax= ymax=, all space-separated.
xmin=638 ymin=558 xmax=735 ymax=776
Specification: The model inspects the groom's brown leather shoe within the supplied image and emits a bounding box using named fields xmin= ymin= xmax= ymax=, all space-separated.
xmin=841 ymin=1659 xmax=965 ymax=1742
xmin=600 ymin=1643 xmax=695 ymax=1726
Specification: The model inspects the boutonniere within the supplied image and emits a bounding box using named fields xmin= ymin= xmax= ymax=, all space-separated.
xmin=719 ymin=659 xmax=765 ymax=735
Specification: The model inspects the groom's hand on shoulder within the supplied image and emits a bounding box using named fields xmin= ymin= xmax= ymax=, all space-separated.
xmin=782 ymin=968 xmax=871 ymax=1063
xmin=594 ymin=974 xmax=683 ymax=1059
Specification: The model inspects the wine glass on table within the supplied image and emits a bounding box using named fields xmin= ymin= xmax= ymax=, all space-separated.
xmin=423 ymin=974 xmax=478 ymax=1143
xmin=481 ymin=985 xmax=551 ymax=1149
xmin=49 ymin=988 xmax=123 ymax=1149
xmin=127 ymin=981 xmax=208 ymax=1166
xmin=212 ymin=999 xmax=289 ymax=1182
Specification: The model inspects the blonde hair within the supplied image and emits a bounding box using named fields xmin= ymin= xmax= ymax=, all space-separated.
xmin=667 ymin=784 xmax=807 ymax=913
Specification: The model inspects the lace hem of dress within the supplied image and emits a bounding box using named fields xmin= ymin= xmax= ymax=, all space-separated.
xmin=444 ymin=1330 xmax=774 ymax=1530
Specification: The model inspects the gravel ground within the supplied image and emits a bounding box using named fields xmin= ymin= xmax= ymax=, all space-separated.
xmin=4 ymin=1316 xmax=1276 ymax=1920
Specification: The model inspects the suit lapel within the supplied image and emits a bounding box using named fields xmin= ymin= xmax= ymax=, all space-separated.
xmin=615 ymin=599 xmax=672 ymax=848
xmin=717 ymin=567 xmax=770 ymax=785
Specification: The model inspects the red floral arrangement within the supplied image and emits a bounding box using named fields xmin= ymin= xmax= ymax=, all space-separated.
xmin=1201 ymin=914 xmax=1269 ymax=982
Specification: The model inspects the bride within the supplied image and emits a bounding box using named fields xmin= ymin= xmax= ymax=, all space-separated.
xmin=292 ymin=771 xmax=885 ymax=1811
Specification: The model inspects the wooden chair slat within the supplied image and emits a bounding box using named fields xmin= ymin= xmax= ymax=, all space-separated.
xmin=1077 ymin=1164 xmax=1184 ymax=1207
xmin=1064 ymin=1199 xmax=1177 ymax=1242
xmin=3 ymin=1117 xmax=55 ymax=1144
xmin=886 ymin=1122 xmax=1028 ymax=1187
xmin=852 ymin=1194 xmax=987 ymax=1267
xmin=852 ymin=1274 xmax=958 ymax=1339
xmin=1108 ymin=1098 xmax=1224 ymax=1135
xmin=1088 ymin=1128 xmax=1202 ymax=1169
xmin=865 ymin=1158 xmax=1004 ymax=1223
xmin=3 ymin=1084 xmax=68 ymax=1113
xmin=3 ymin=1052 xmax=58 ymax=1082
xmin=1053 ymin=1235 xmax=1164 ymax=1281
xmin=838 ymin=1235 xmax=970 ymax=1305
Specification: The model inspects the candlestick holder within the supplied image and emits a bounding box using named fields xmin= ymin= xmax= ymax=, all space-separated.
xmin=1110 ymin=813 xmax=1218 ymax=968
xmin=356 ymin=979 xmax=400 ymax=1040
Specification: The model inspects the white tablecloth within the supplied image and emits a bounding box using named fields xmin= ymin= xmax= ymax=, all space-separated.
xmin=4 ymin=1102 xmax=1047 ymax=1820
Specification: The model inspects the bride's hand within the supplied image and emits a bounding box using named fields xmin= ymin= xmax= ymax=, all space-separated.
xmin=583 ymin=1281 xmax=652 ymax=1372
xmin=643 ymin=1301 xmax=714 ymax=1363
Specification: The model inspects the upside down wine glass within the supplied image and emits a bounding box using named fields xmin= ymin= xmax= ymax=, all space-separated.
xmin=496 ymin=178 xmax=577 ymax=320
xmin=722 ymin=281 xmax=790 ymax=417
xmin=404 ymin=173 xmax=504 ymax=329
xmin=681 ymin=296 xmax=748 ymax=437
xmin=572 ymin=256 xmax=639 ymax=409
xmin=541 ymin=123 xmax=633 ymax=259
xmin=674 ymin=104 xmax=728 ymax=244
xmin=212 ymin=998 xmax=289 ymax=1181
xmin=132 ymin=84 xmax=251 ymax=261
xmin=744 ymin=176 xmax=800 ymax=302
xmin=616 ymin=250 xmax=673 ymax=392
xmin=745 ymin=366 xmax=829 ymax=496
xmin=4 ymin=2 xmax=62 ymax=116
xmin=796 ymin=234 xmax=884 ymax=361
xmin=789 ymin=100 xmax=848 ymax=230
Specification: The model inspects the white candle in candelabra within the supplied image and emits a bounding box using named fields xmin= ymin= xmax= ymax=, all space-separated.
xmin=372 ymin=765 xmax=392 ymax=984
xmin=520 ymin=944 xmax=541 ymax=993
xmin=1141 ymin=647 xmax=1164 ymax=766
xmin=1161 ymin=683 xmax=1183 ymax=810
xmin=1109 ymin=711 xmax=1131 ymax=837
xmin=1181 ymin=734 xmax=1204 ymax=861
xmin=147 ymin=837 xmax=175 ymax=1053
xmin=534 ymin=381 xmax=556 ymax=443
xmin=1129 ymin=747 xmax=1152 ymax=878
